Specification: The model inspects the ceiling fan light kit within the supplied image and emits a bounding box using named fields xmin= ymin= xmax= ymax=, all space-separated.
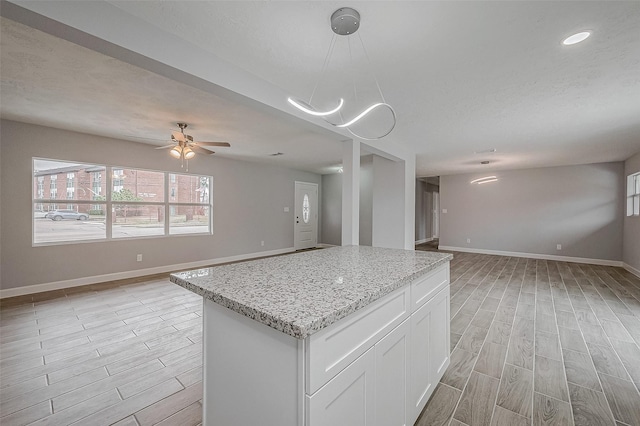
xmin=158 ymin=122 xmax=231 ymax=169
xmin=287 ymin=7 xmax=396 ymax=140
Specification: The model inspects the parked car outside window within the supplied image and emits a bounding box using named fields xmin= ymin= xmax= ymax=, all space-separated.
xmin=44 ymin=210 xmax=88 ymax=221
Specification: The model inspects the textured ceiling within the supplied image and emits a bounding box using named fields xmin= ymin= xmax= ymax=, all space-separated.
xmin=0 ymin=17 xmax=345 ymax=174
xmin=2 ymin=1 xmax=640 ymax=176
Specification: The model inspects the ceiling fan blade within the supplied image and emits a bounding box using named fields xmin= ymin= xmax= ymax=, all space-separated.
xmin=191 ymin=145 xmax=215 ymax=155
xmin=196 ymin=141 xmax=231 ymax=147
xmin=171 ymin=131 xmax=186 ymax=143
xmin=155 ymin=144 xmax=176 ymax=150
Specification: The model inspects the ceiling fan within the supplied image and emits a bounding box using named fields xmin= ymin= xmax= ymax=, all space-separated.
xmin=156 ymin=122 xmax=230 ymax=160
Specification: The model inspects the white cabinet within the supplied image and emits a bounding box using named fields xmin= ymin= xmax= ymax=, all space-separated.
xmin=307 ymin=347 xmax=376 ymax=426
xmin=375 ymin=318 xmax=410 ymax=426
xmin=307 ymin=264 xmax=450 ymax=426
xmin=408 ymin=285 xmax=450 ymax=423
xmin=200 ymin=262 xmax=450 ymax=426
xmin=309 ymin=318 xmax=411 ymax=426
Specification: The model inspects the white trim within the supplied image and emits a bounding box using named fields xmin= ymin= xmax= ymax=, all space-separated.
xmin=623 ymin=263 xmax=640 ymax=278
xmin=0 ymin=247 xmax=295 ymax=299
xmin=415 ymin=238 xmax=433 ymax=245
xmin=438 ymin=246 xmax=624 ymax=267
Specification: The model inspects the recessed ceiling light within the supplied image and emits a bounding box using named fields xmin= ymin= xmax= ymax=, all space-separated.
xmin=562 ymin=31 xmax=591 ymax=46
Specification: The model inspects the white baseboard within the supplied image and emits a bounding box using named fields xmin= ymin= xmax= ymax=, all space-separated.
xmin=623 ymin=263 xmax=640 ymax=278
xmin=415 ymin=238 xmax=433 ymax=245
xmin=0 ymin=247 xmax=295 ymax=299
xmin=316 ymin=243 xmax=338 ymax=248
xmin=438 ymin=246 xmax=624 ymax=267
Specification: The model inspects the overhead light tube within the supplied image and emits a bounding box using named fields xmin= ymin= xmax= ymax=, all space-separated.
xmin=470 ymin=176 xmax=497 ymax=184
xmin=477 ymin=178 xmax=498 ymax=185
xmin=287 ymin=97 xmax=344 ymax=116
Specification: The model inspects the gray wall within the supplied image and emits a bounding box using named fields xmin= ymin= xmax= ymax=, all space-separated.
xmin=0 ymin=120 xmax=321 ymax=290
xmin=440 ymin=162 xmax=625 ymax=261
xmin=319 ymin=156 xmax=375 ymax=247
xmin=624 ymin=151 xmax=640 ymax=271
xmin=321 ymin=172 xmax=342 ymax=246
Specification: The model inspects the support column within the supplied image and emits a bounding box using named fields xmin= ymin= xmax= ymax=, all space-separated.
xmin=341 ymin=139 xmax=360 ymax=246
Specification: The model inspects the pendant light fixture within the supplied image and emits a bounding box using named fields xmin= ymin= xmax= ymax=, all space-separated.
xmin=287 ymin=8 xmax=396 ymax=140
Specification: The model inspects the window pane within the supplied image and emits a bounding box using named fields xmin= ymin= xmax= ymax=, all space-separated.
xmin=113 ymin=169 xmax=165 ymax=202
xmin=34 ymin=159 xmax=105 ymax=202
xmin=169 ymin=174 xmax=210 ymax=204
xmin=34 ymin=203 xmax=106 ymax=244
xmin=169 ymin=205 xmax=210 ymax=235
xmin=112 ymin=204 xmax=165 ymax=239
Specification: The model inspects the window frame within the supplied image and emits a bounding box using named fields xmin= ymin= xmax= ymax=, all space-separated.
xmin=627 ymin=172 xmax=640 ymax=217
xmin=32 ymin=158 xmax=213 ymax=246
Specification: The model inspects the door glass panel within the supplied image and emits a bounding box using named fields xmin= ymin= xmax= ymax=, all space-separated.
xmin=303 ymin=193 xmax=310 ymax=223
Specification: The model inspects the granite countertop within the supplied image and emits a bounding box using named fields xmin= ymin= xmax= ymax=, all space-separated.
xmin=170 ymin=246 xmax=452 ymax=339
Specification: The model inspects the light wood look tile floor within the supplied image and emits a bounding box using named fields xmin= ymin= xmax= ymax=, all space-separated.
xmin=415 ymin=246 xmax=640 ymax=426
xmin=1 ymin=249 xmax=639 ymax=426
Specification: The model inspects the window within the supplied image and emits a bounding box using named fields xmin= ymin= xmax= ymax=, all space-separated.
xmin=111 ymin=168 xmax=165 ymax=239
xmin=33 ymin=158 xmax=212 ymax=245
xmin=628 ymin=172 xmax=640 ymax=217
xmin=113 ymin=169 xmax=124 ymax=192
xmin=169 ymin=174 xmax=211 ymax=235
xmin=36 ymin=176 xmax=44 ymax=199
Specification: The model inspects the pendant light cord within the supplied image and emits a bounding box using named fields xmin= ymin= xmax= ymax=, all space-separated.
xmin=357 ymin=31 xmax=386 ymax=104
xmin=309 ymin=33 xmax=337 ymax=104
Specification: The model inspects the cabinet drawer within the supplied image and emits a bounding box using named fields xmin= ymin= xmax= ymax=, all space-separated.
xmin=411 ymin=264 xmax=449 ymax=312
xmin=306 ymin=286 xmax=410 ymax=395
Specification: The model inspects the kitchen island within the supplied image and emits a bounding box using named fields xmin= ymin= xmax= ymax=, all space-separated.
xmin=170 ymin=246 xmax=452 ymax=426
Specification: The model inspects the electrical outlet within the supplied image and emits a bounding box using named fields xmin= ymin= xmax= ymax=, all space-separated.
xmin=442 ymin=209 xmax=448 ymax=214
xmin=284 ymin=207 xmax=290 ymax=212
xmin=261 ymin=241 xmax=265 ymax=247
xmin=136 ymin=254 xmax=142 ymax=262
xmin=557 ymin=244 xmax=562 ymax=250
xmin=466 ymin=238 xmax=471 ymax=244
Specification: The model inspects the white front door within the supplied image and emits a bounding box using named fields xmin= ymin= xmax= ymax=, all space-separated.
xmin=295 ymin=181 xmax=318 ymax=250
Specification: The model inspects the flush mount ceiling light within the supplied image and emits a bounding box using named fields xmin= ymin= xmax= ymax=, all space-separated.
xmin=287 ymin=7 xmax=396 ymax=140
xmin=562 ymin=31 xmax=591 ymax=46
xmin=470 ymin=176 xmax=498 ymax=184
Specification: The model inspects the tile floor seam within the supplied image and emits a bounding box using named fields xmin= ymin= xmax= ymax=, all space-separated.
xmin=564 ymin=263 xmax=618 ymax=425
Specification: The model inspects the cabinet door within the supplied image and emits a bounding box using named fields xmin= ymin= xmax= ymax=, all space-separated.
xmin=408 ymin=286 xmax=450 ymax=423
xmin=375 ymin=318 xmax=410 ymax=426
xmin=429 ymin=287 xmax=450 ymax=381
xmin=307 ymin=348 xmax=375 ymax=426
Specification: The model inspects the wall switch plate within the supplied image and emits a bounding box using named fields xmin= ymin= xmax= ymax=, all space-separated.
xmin=557 ymin=244 xmax=562 ymax=250
xmin=442 ymin=209 xmax=448 ymax=213
xmin=466 ymin=238 xmax=471 ymax=244
xmin=284 ymin=207 xmax=290 ymax=212
xmin=136 ymin=254 xmax=142 ymax=262
xmin=261 ymin=241 xmax=265 ymax=247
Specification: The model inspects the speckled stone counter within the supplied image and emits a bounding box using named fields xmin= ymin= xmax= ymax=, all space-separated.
xmin=170 ymin=245 xmax=452 ymax=339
